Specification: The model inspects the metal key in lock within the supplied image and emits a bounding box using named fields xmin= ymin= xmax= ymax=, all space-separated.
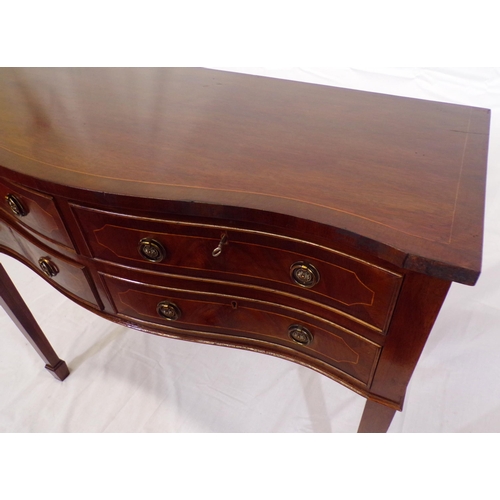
xmin=212 ymin=232 xmax=228 ymax=257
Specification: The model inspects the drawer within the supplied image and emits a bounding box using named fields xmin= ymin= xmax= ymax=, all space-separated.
xmin=74 ymin=206 xmax=403 ymax=332
xmin=12 ymin=228 xmax=101 ymax=309
xmin=102 ymin=273 xmax=381 ymax=385
xmin=0 ymin=218 xmax=25 ymax=257
xmin=0 ymin=178 xmax=74 ymax=249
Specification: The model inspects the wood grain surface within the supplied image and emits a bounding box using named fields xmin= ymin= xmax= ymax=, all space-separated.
xmin=0 ymin=68 xmax=490 ymax=284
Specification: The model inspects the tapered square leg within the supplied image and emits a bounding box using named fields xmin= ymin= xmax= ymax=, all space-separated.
xmin=0 ymin=263 xmax=70 ymax=381
xmin=358 ymin=399 xmax=397 ymax=433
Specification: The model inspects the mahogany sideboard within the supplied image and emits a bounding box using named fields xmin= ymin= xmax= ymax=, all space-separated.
xmin=0 ymin=68 xmax=490 ymax=432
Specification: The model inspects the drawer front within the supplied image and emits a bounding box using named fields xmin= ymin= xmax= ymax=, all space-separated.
xmin=74 ymin=206 xmax=403 ymax=332
xmin=102 ymin=273 xmax=381 ymax=385
xmin=0 ymin=218 xmax=25 ymax=257
xmin=0 ymin=178 xmax=74 ymax=249
xmin=13 ymin=230 xmax=101 ymax=308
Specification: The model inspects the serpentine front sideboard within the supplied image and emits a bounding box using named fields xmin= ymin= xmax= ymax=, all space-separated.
xmin=0 ymin=68 xmax=490 ymax=432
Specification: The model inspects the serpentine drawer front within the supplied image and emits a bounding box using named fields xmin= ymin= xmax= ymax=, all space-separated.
xmin=72 ymin=205 xmax=403 ymax=333
xmin=0 ymin=68 xmax=489 ymax=432
xmin=102 ymin=273 xmax=381 ymax=386
xmin=0 ymin=177 xmax=74 ymax=250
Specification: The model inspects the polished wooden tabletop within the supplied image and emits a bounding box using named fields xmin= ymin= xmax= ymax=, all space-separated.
xmin=0 ymin=68 xmax=490 ymax=284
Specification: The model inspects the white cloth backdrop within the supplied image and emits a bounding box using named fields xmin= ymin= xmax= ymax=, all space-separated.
xmin=1 ymin=67 xmax=499 ymax=432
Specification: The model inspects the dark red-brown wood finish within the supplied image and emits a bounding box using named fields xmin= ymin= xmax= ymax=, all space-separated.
xmin=0 ymin=68 xmax=490 ymax=432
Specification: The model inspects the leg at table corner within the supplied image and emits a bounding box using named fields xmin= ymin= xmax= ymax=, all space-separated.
xmin=357 ymin=399 xmax=397 ymax=433
xmin=0 ymin=263 xmax=69 ymax=381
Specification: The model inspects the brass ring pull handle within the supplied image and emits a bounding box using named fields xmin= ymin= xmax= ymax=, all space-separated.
xmin=290 ymin=261 xmax=320 ymax=288
xmin=212 ymin=233 xmax=228 ymax=257
xmin=157 ymin=300 xmax=181 ymax=321
xmin=5 ymin=193 xmax=28 ymax=217
xmin=38 ymin=257 xmax=59 ymax=278
xmin=288 ymin=324 xmax=313 ymax=346
xmin=138 ymin=238 xmax=166 ymax=262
